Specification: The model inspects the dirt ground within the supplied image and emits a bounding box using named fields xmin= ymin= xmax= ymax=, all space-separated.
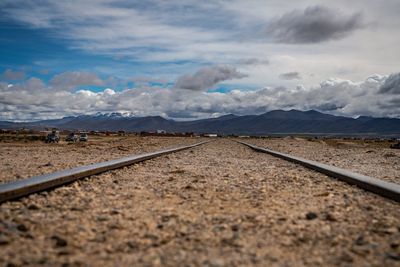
xmin=243 ymin=137 xmax=400 ymax=184
xmin=0 ymin=136 xmax=202 ymax=184
xmin=0 ymin=139 xmax=399 ymax=266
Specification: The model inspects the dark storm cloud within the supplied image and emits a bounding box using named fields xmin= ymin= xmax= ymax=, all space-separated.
xmin=279 ymin=72 xmax=301 ymax=80
xmin=311 ymin=103 xmax=344 ymax=111
xmin=238 ymin=58 xmax=270 ymax=65
xmin=266 ymin=6 xmax=364 ymax=44
xmin=379 ymin=73 xmax=400 ymax=94
xmin=49 ymin=71 xmax=104 ymax=90
xmin=174 ymin=65 xmax=247 ymax=91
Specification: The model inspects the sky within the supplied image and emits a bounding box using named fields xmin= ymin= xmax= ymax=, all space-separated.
xmin=0 ymin=0 xmax=400 ymax=121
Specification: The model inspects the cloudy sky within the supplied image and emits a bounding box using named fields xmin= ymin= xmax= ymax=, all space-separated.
xmin=0 ymin=0 xmax=400 ymax=121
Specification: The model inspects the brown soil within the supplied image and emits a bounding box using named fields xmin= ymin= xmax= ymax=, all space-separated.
xmin=0 ymin=139 xmax=399 ymax=266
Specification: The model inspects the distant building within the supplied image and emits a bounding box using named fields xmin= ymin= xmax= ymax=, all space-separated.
xmin=157 ymin=129 xmax=167 ymax=134
xmin=203 ymin=133 xmax=218 ymax=137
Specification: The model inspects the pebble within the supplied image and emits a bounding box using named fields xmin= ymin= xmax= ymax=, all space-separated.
xmin=340 ymin=251 xmax=354 ymax=263
xmin=0 ymin=236 xmax=10 ymax=245
xmin=305 ymin=212 xmax=318 ymax=220
xmin=51 ymin=235 xmax=68 ymax=247
xmin=27 ymin=204 xmax=40 ymax=210
xmin=16 ymin=223 xmax=28 ymax=232
xmin=324 ymin=212 xmax=337 ymax=222
xmin=386 ymin=252 xmax=400 ymax=261
xmin=391 ymin=241 xmax=399 ymax=249
xmin=354 ymin=235 xmax=367 ymax=246
xmin=97 ymin=215 xmax=109 ymax=222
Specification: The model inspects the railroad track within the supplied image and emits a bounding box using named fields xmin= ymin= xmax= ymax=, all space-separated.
xmin=237 ymin=140 xmax=400 ymax=202
xmin=1 ymin=139 xmax=399 ymax=204
xmin=0 ymin=141 xmax=210 ymax=203
xmin=1 ymin=139 xmax=399 ymax=266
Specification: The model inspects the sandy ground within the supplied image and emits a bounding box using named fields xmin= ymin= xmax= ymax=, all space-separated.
xmin=243 ymin=138 xmax=400 ymax=184
xmin=0 ymin=139 xmax=399 ymax=266
xmin=0 ymin=136 xmax=202 ymax=184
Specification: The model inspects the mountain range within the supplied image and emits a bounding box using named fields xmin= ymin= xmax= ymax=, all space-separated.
xmin=1 ymin=110 xmax=400 ymax=136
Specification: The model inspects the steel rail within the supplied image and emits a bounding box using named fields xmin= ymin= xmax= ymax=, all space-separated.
xmin=237 ymin=140 xmax=400 ymax=202
xmin=0 ymin=141 xmax=210 ymax=203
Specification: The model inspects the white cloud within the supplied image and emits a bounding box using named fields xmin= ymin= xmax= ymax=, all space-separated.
xmin=1 ymin=73 xmax=399 ymax=121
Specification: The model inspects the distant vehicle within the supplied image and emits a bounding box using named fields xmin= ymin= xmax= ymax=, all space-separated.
xmin=45 ymin=130 xmax=60 ymax=143
xmin=66 ymin=133 xmax=78 ymax=142
xmin=79 ymin=133 xmax=88 ymax=142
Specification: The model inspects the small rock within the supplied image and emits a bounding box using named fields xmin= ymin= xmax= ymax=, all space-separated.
xmin=364 ymin=205 xmax=373 ymax=211
xmin=16 ymin=223 xmax=28 ymax=232
xmin=340 ymin=252 xmax=354 ymax=263
xmin=204 ymin=258 xmax=225 ymax=267
xmin=97 ymin=215 xmax=109 ymax=222
xmin=391 ymin=242 xmax=399 ymax=249
xmin=351 ymin=245 xmax=370 ymax=256
xmin=43 ymin=162 xmax=53 ymax=167
xmin=37 ymin=258 xmax=48 ymax=264
xmin=108 ymin=223 xmax=122 ymax=230
xmin=231 ymin=224 xmax=240 ymax=232
xmin=117 ymin=146 xmax=129 ymax=151
xmin=27 ymin=204 xmax=40 ymax=210
xmin=384 ymin=227 xmax=398 ymax=234
xmin=354 ymin=235 xmax=367 ymax=246
xmin=51 ymin=235 xmax=68 ymax=247
xmin=110 ymin=209 xmax=120 ymax=215
xmin=70 ymin=206 xmax=83 ymax=211
xmin=169 ymin=169 xmax=185 ymax=174
xmin=127 ymin=240 xmax=139 ymax=250
xmin=384 ymin=153 xmax=396 ymax=158
xmin=314 ymin=192 xmax=330 ymax=197
xmin=0 ymin=236 xmax=10 ymax=245
xmin=58 ymin=250 xmax=70 ymax=255
xmin=305 ymin=212 xmax=318 ymax=220
xmin=386 ymin=252 xmax=400 ymax=261
xmin=324 ymin=212 xmax=337 ymax=222
xmin=183 ymin=184 xmax=194 ymax=190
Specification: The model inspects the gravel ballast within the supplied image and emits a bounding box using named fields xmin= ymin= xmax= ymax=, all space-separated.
xmin=0 ymin=139 xmax=399 ymax=266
